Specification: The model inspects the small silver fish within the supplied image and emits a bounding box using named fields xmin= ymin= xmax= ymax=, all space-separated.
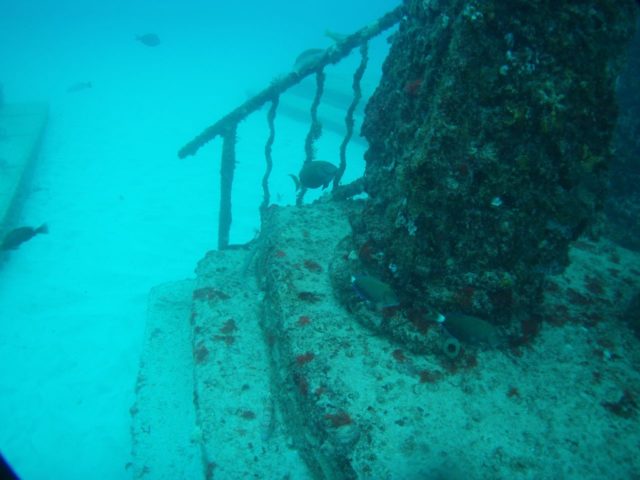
xmin=136 ymin=33 xmax=160 ymax=47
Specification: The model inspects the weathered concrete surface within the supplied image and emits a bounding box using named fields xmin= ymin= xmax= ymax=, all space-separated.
xmin=357 ymin=0 xmax=638 ymax=325
xmin=190 ymin=247 xmax=311 ymax=480
xmin=130 ymin=280 xmax=202 ymax=480
xmin=133 ymin=201 xmax=640 ymax=480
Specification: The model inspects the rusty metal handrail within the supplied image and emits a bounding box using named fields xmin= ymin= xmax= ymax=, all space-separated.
xmin=178 ymin=6 xmax=404 ymax=249
xmin=177 ymin=5 xmax=404 ymax=159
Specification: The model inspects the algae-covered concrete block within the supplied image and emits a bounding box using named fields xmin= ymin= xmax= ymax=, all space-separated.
xmin=0 ymin=102 xmax=48 ymax=232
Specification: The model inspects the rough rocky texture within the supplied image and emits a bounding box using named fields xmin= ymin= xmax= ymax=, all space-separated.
xmin=190 ymin=248 xmax=311 ymax=480
xmin=132 ymin=200 xmax=640 ymax=480
xmin=606 ymin=17 xmax=640 ymax=251
xmin=356 ymin=0 xmax=638 ymax=326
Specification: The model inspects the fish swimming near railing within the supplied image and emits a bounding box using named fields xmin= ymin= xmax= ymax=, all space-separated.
xmin=293 ymin=48 xmax=325 ymax=72
xmin=289 ymin=160 xmax=338 ymax=190
xmin=1 ymin=224 xmax=48 ymax=250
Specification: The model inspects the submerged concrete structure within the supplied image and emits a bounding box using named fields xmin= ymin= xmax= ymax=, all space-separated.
xmin=131 ymin=2 xmax=640 ymax=479
xmin=356 ymin=0 xmax=638 ymax=326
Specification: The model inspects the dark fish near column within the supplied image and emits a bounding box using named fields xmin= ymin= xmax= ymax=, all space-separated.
xmin=136 ymin=33 xmax=161 ymax=47
xmin=66 ymin=81 xmax=92 ymax=93
xmin=441 ymin=313 xmax=500 ymax=346
xmin=1 ymin=224 xmax=48 ymax=250
xmin=289 ymin=160 xmax=338 ymax=190
xmin=351 ymin=275 xmax=400 ymax=309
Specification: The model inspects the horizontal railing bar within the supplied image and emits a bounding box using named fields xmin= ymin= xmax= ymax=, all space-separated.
xmin=177 ymin=5 xmax=405 ymax=159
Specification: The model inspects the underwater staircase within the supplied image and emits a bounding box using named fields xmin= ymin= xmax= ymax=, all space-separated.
xmin=131 ymin=200 xmax=640 ymax=480
xmin=130 ymin=4 xmax=640 ymax=479
xmin=130 ymin=6 xmax=408 ymax=477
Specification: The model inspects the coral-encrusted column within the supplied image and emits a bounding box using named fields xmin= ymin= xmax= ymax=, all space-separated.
xmin=355 ymin=0 xmax=638 ymax=324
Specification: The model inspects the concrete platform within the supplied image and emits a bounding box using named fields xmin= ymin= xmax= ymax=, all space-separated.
xmin=0 ymin=102 xmax=48 ymax=232
xmin=132 ymin=200 xmax=640 ymax=480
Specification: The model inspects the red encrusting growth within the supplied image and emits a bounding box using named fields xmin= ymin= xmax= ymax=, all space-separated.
xmin=457 ymin=286 xmax=476 ymax=310
xmin=418 ymin=369 xmax=443 ymax=384
xmin=238 ymin=410 xmax=256 ymax=420
xmin=194 ymin=343 xmax=209 ymax=364
xmin=213 ymin=335 xmax=235 ymax=346
xmin=220 ymin=318 xmax=237 ymax=334
xmin=293 ymin=372 xmax=309 ymax=396
xmin=298 ymin=291 xmax=322 ymax=303
xmin=407 ymin=308 xmax=431 ymax=334
xmin=324 ymin=411 xmax=353 ymax=428
xmin=193 ymin=287 xmax=230 ymax=301
xmin=295 ymin=352 xmax=316 ymax=366
xmin=392 ymin=349 xmax=406 ymax=363
xmin=303 ymin=259 xmax=323 ymax=273
xmin=403 ymin=78 xmax=422 ymax=96
xmin=507 ymin=386 xmax=520 ymax=398
xmin=584 ymin=275 xmax=605 ymax=296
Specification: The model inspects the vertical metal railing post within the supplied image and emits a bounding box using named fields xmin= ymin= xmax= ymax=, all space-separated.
xmin=334 ymin=42 xmax=369 ymax=189
xmin=297 ymin=70 xmax=326 ymax=205
xmin=218 ymin=125 xmax=237 ymax=249
xmin=177 ymin=6 xmax=404 ymax=246
xmin=260 ymin=97 xmax=279 ymax=220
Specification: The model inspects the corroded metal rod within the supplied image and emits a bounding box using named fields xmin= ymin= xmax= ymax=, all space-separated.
xmin=177 ymin=5 xmax=405 ymax=159
xmin=334 ymin=42 xmax=369 ymax=190
xmin=296 ymin=70 xmax=326 ymax=206
xmin=260 ymin=97 xmax=279 ymax=218
xmin=218 ymin=125 xmax=237 ymax=249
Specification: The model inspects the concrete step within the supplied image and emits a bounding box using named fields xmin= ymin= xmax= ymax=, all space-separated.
xmin=130 ymin=280 xmax=203 ymax=480
xmin=133 ymin=200 xmax=640 ymax=480
xmin=190 ymin=248 xmax=311 ymax=479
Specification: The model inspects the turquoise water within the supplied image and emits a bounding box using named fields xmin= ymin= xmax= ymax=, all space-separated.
xmin=0 ymin=0 xmax=397 ymax=478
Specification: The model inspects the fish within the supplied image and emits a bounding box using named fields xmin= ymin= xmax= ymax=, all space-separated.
xmin=66 ymin=81 xmax=92 ymax=93
xmin=289 ymin=160 xmax=338 ymax=190
xmin=441 ymin=313 xmax=500 ymax=346
xmin=136 ymin=33 xmax=160 ymax=47
xmin=1 ymin=224 xmax=48 ymax=250
xmin=324 ymin=29 xmax=348 ymax=43
xmin=293 ymin=48 xmax=325 ymax=71
xmin=351 ymin=275 xmax=400 ymax=308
